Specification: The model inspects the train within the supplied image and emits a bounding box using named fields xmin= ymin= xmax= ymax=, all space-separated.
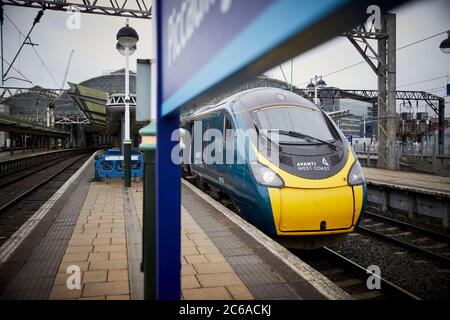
xmin=94 ymin=148 xmax=144 ymax=180
xmin=181 ymin=87 xmax=366 ymax=249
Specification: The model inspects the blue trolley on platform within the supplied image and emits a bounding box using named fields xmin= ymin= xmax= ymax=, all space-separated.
xmin=95 ymin=148 xmax=144 ymax=180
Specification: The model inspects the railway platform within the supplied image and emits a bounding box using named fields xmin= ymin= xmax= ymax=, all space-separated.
xmin=0 ymin=153 xmax=349 ymax=300
xmin=363 ymin=167 xmax=450 ymax=196
xmin=0 ymin=148 xmax=70 ymax=163
xmin=362 ymin=167 xmax=450 ymax=227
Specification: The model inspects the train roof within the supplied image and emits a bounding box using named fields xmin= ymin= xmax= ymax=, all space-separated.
xmin=183 ymin=87 xmax=320 ymax=120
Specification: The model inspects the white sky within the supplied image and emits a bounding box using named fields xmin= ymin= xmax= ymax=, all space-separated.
xmin=3 ymin=0 xmax=450 ymax=113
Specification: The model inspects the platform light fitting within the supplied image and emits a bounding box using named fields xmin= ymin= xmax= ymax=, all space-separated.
xmin=306 ymin=80 xmax=315 ymax=93
xmin=116 ymin=23 xmax=140 ymax=49
xmin=439 ymin=31 xmax=450 ymax=54
xmin=116 ymin=42 xmax=137 ymax=56
xmin=316 ymin=76 xmax=327 ymax=89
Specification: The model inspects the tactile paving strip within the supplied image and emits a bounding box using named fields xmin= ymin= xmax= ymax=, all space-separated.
xmin=182 ymin=184 xmax=327 ymax=300
xmin=0 ymin=164 xmax=92 ymax=299
xmin=123 ymin=188 xmax=144 ymax=300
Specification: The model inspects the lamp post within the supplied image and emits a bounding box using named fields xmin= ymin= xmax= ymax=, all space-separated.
xmin=116 ymin=19 xmax=139 ymax=188
xmin=438 ymin=30 xmax=449 ymax=155
xmin=363 ymin=116 xmax=367 ymax=140
xmin=306 ymin=75 xmax=326 ymax=105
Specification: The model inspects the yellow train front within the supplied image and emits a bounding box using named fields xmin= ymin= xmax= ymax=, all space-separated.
xmin=181 ymin=87 xmax=366 ymax=249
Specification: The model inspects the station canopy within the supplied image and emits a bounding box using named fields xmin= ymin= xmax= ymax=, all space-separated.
xmin=0 ymin=113 xmax=71 ymax=137
xmin=68 ymin=83 xmax=108 ymax=130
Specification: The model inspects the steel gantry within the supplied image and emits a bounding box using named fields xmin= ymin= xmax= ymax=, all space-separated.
xmin=0 ymin=86 xmax=88 ymax=124
xmin=2 ymin=0 xmax=152 ymax=19
xmin=344 ymin=13 xmax=398 ymax=169
xmin=303 ymin=88 xmax=445 ymax=152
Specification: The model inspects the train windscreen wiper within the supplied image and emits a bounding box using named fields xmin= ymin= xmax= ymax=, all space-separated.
xmin=254 ymin=124 xmax=283 ymax=151
xmin=269 ymin=129 xmax=336 ymax=150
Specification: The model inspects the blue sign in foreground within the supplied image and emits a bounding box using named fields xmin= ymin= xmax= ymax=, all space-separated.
xmin=154 ymin=0 xmax=407 ymax=300
xmin=159 ymin=0 xmax=354 ymax=116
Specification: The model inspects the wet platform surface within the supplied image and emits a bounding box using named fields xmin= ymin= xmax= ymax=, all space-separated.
xmin=0 ymin=154 xmax=349 ymax=300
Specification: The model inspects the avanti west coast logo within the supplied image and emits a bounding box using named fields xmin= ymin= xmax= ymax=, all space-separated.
xmin=296 ymin=158 xmax=330 ymax=172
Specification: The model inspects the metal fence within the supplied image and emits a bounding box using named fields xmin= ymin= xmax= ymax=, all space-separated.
xmin=352 ymin=141 xmax=450 ymax=156
xmin=354 ymin=142 xmax=450 ymax=176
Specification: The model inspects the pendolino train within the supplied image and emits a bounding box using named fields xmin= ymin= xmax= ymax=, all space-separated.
xmin=181 ymin=88 xmax=366 ymax=249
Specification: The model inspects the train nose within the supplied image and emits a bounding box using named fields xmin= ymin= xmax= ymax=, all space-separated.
xmin=278 ymin=186 xmax=354 ymax=232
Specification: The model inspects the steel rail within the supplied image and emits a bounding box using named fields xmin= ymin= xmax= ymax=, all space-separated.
xmin=0 ymin=153 xmax=84 ymax=189
xmin=0 ymin=154 xmax=88 ymax=214
xmin=356 ymin=226 xmax=450 ymax=265
xmin=363 ymin=209 xmax=450 ymax=243
xmin=321 ymin=247 xmax=421 ymax=300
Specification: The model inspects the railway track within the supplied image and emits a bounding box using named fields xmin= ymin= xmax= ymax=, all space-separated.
xmin=0 ymin=153 xmax=82 ymax=189
xmin=358 ymin=209 xmax=450 ymax=265
xmin=184 ymin=175 xmax=446 ymax=299
xmin=0 ymin=154 xmax=90 ymax=246
xmin=293 ymin=246 xmax=420 ymax=300
xmin=0 ymin=154 xmax=89 ymax=211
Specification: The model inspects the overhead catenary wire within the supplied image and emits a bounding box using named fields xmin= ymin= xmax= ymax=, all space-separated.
xmin=278 ymin=64 xmax=292 ymax=91
xmin=422 ymin=86 xmax=446 ymax=93
xmin=30 ymin=46 xmax=59 ymax=87
xmin=0 ymin=57 xmax=33 ymax=84
xmin=397 ymin=75 xmax=449 ymax=89
xmin=294 ymin=31 xmax=449 ymax=87
xmin=4 ymin=12 xmax=59 ymax=87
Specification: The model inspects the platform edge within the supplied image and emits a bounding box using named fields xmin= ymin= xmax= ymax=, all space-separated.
xmin=182 ymin=179 xmax=352 ymax=300
xmin=0 ymin=151 xmax=98 ymax=265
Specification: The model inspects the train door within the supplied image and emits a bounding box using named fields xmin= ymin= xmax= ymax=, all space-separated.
xmin=207 ymin=112 xmax=225 ymax=184
xmin=201 ymin=112 xmax=223 ymax=185
xmin=223 ymin=112 xmax=245 ymax=195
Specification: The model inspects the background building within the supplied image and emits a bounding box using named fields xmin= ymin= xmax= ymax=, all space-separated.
xmin=321 ymin=90 xmax=374 ymax=138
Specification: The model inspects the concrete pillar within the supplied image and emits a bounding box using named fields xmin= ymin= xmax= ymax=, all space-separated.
xmin=81 ymin=125 xmax=84 ymax=147
xmin=382 ymin=189 xmax=389 ymax=212
xmin=22 ymin=134 xmax=26 ymax=154
xmin=377 ymin=15 xmax=387 ymax=169
xmin=10 ymin=133 xmax=14 ymax=155
xmin=377 ymin=13 xmax=397 ymax=170
xmin=432 ymin=142 xmax=437 ymax=175
xmin=438 ymin=99 xmax=445 ymax=155
xmin=386 ymin=13 xmax=397 ymax=170
xmin=408 ymin=193 xmax=416 ymax=219
xmin=443 ymin=200 xmax=449 ymax=228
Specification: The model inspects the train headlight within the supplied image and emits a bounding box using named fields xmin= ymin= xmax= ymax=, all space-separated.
xmin=348 ymin=161 xmax=364 ymax=186
xmin=250 ymin=162 xmax=284 ymax=188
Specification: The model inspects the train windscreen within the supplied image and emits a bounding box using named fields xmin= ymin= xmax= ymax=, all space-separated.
xmin=252 ymin=106 xmax=335 ymax=143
